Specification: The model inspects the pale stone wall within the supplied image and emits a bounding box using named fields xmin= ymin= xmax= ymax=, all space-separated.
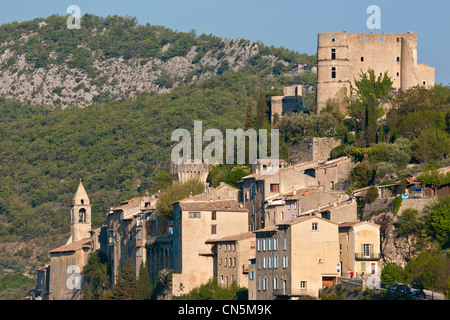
xmin=317 ymin=32 xmax=435 ymax=113
xmin=290 ymin=217 xmax=340 ymax=298
xmin=49 ymin=249 xmax=89 ymax=300
xmin=328 ymin=200 xmax=358 ymax=224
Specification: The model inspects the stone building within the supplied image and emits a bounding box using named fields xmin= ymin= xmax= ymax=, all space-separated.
xmin=31 ymin=181 xmax=107 ymax=300
xmin=270 ymin=85 xmax=305 ymax=123
xmin=263 ymin=187 xmax=357 ymax=228
xmin=145 ymin=212 xmax=173 ymax=285
xmin=106 ymin=194 xmax=158 ymax=284
xmin=208 ymin=231 xmax=255 ymax=289
xmin=237 ymin=166 xmax=319 ymax=231
xmin=289 ymin=137 xmax=341 ymax=164
xmin=170 ymin=161 xmax=209 ymax=184
xmin=251 ymin=216 xmax=340 ymax=299
xmin=338 ymin=221 xmax=381 ymax=279
xmin=317 ymin=31 xmax=435 ymax=113
xmin=171 ymin=197 xmax=249 ymax=296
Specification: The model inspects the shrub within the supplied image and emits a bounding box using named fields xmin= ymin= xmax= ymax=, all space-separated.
xmin=366 ymin=186 xmax=379 ymax=203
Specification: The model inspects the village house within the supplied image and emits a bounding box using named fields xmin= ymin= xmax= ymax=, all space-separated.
xmin=237 ymin=166 xmax=319 ymax=231
xmin=207 ymin=231 xmax=256 ymax=289
xmin=250 ymin=215 xmax=340 ymax=300
xmin=171 ymin=183 xmax=249 ymax=296
xmin=264 ymin=187 xmax=358 ymax=227
xmin=106 ymin=194 xmax=158 ymax=283
xmin=338 ymin=221 xmax=381 ymax=279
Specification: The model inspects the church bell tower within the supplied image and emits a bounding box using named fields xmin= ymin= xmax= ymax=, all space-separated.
xmin=69 ymin=180 xmax=92 ymax=243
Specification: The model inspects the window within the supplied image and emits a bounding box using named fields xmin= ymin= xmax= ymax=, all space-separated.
xmin=263 ymin=257 xmax=267 ymax=269
xmin=211 ymin=211 xmax=216 ymax=220
xmin=273 ymin=278 xmax=278 ymax=290
xmin=258 ymin=278 xmax=261 ymax=291
xmin=262 ymin=239 xmax=266 ymax=251
xmin=257 ymin=239 xmax=261 ymax=251
xmin=397 ymin=72 xmax=400 ymax=76
xmin=331 ymin=67 xmax=336 ymax=79
xmin=363 ymin=244 xmax=371 ymax=257
xmin=331 ymin=48 xmax=336 ymax=60
xmin=283 ymin=237 xmax=287 ymax=250
xmin=397 ymin=56 xmax=400 ymax=62
xmin=423 ymin=81 xmax=426 ymax=85
xmin=282 ymin=256 xmax=289 ymax=268
xmin=300 ymin=281 xmax=307 ymax=289
xmin=331 ymin=35 xmax=335 ymax=42
xmin=361 ymin=56 xmax=364 ymax=62
xmin=274 ymin=256 xmax=278 ymax=268
xmin=211 ymin=224 xmax=217 ymax=235
xmin=312 ymin=222 xmax=318 ymax=231
xmin=136 ymin=247 xmax=142 ymax=257
xmin=249 ymin=271 xmax=254 ymax=280
xmin=137 ymin=230 xmax=141 ymax=240
xmin=274 ymin=238 xmax=278 ymax=250
xmin=362 ymin=37 xmax=365 ymax=43
xmin=270 ymin=184 xmax=279 ymax=192
xmin=380 ymin=37 xmax=384 ymax=43
xmin=188 ymin=212 xmax=200 ymax=218
xmin=396 ymin=37 xmax=400 ymax=42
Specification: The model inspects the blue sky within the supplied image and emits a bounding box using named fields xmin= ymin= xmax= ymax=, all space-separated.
xmin=0 ymin=0 xmax=449 ymax=84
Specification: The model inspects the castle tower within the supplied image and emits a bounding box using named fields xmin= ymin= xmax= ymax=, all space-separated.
xmin=316 ymin=32 xmax=435 ymax=113
xmin=69 ymin=180 xmax=92 ymax=243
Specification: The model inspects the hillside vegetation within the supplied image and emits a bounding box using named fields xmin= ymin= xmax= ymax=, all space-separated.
xmin=0 ymin=14 xmax=316 ymax=108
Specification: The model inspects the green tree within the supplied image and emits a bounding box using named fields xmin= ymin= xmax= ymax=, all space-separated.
xmin=425 ymin=196 xmax=450 ymax=248
xmin=111 ymin=257 xmax=136 ymax=300
xmin=350 ymin=162 xmax=375 ymax=189
xmin=176 ymin=278 xmax=247 ymax=300
xmin=381 ymin=262 xmax=405 ymax=286
xmin=349 ymin=69 xmax=393 ymax=146
xmin=412 ymin=128 xmax=450 ymax=163
xmin=156 ymin=179 xmax=205 ymax=220
xmin=243 ymin=101 xmax=255 ymax=130
xmin=136 ymin=262 xmax=151 ymax=300
xmin=404 ymin=251 xmax=449 ymax=293
xmin=150 ymin=171 xmax=173 ymax=193
xmin=81 ymin=251 xmax=111 ymax=300
xmin=255 ymin=89 xmax=268 ymax=129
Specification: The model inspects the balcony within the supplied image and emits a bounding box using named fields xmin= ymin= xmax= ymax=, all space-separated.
xmin=355 ymin=252 xmax=381 ymax=261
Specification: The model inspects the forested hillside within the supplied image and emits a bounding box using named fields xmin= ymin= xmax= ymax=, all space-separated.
xmin=0 ymin=14 xmax=316 ymax=108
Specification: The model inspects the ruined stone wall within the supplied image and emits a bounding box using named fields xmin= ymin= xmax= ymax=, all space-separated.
xmin=289 ymin=137 xmax=341 ymax=163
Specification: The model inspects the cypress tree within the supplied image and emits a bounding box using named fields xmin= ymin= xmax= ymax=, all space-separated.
xmin=243 ymin=101 xmax=255 ymax=129
xmin=255 ymin=89 xmax=267 ymax=129
xmin=136 ymin=261 xmax=151 ymax=300
xmin=112 ymin=257 xmax=136 ymax=300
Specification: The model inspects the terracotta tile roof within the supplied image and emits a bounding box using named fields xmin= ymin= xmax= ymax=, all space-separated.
xmin=178 ymin=200 xmax=248 ymax=212
xmin=49 ymin=238 xmax=91 ymax=254
xmin=206 ymin=231 xmax=255 ymax=243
